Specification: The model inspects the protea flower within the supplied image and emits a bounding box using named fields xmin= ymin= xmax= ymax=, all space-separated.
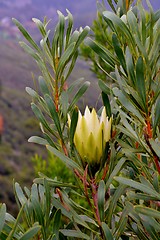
xmin=73 ymin=106 xmax=111 ymax=166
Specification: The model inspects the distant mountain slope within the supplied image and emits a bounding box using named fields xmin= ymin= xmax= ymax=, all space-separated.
xmin=0 ymin=0 xmax=97 ymax=30
xmin=0 ymin=0 xmax=159 ymax=41
xmin=0 ymin=0 xmax=159 ymax=25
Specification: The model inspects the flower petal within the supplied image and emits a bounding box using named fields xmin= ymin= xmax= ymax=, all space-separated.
xmin=104 ymin=117 xmax=112 ymax=142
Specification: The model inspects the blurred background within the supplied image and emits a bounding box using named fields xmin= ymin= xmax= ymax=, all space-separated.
xmin=0 ymin=0 xmax=159 ymax=214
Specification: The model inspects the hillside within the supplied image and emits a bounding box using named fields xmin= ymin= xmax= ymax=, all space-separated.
xmin=0 ymin=39 xmax=41 ymax=214
xmin=0 ymin=0 xmax=97 ymax=40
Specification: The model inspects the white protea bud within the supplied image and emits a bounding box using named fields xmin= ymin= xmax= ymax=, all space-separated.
xmin=73 ymin=106 xmax=112 ymax=164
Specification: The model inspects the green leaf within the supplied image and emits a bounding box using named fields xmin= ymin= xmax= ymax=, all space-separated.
xmin=135 ymin=206 xmax=160 ymax=219
xmin=14 ymin=183 xmax=27 ymax=206
xmin=25 ymin=87 xmax=39 ymax=99
xmin=115 ymin=177 xmax=160 ymax=199
xmin=19 ymin=225 xmax=41 ymax=240
xmin=57 ymin=11 xmax=65 ymax=57
xmin=117 ymin=117 xmax=139 ymax=142
xmin=68 ymin=81 xmax=90 ymax=111
xmin=140 ymin=215 xmax=160 ymax=232
xmin=31 ymin=184 xmax=39 ymax=202
xmin=85 ymin=38 xmax=116 ymax=68
xmin=28 ymin=136 xmax=48 ymax=145
xmin=0 ymin=204 xmax=6 ymax=234
xmin=68 ymin=78 xmax=85 ymax=93
xmin=136 ymin=56 xmax=147 ymax=112
xmin=19 ymin=42 xmax=41 ymax=62
xmin=31 ymin=103 xmax=54 ymax=134
xmin=39 ymin=76 xmax=50 ymax=96
xmin=106 ymin=0 xmax=116 ymax=12
xmin=65 ymin=10 xmax=73 ymax=49
xmin=6 ymin=204 xmax=25 ymax=240
xmin=127 ymin=10 xmax=140 ymax=40
xmin=12 ymin=18 xmax=40 ymax=52
xmin=52 ymin=194 xmax=90 ymax=230
xmin=56 ymin=42 xmax=75 ymax=80
xmin=113 ymin=87 xmax=144 ymax=122
xmin=74 ymin=26 xmax=90 ymax=49
xmin=43 ymin=179 xmax=51 ymax=223
xmin=34 ymin=177 xmax=77 ymax=189
xmin=127 ymin=192 xmax=158 ymax=201
xmin=60 ymin=91 xmax=69 ymax=119
xmin=112 ymin=33 xmax=127 ymax=74
xmin=153 ymin=97 xmax=160 ymax=136
xmin=149 ymin=139 xmax=160 ymax=158
xmin=115 ymin=203 xmax=130 ymax=240
xmin=30 ymin=197 xmax=44 ymax=226
xmin=68 ymin=30 xmax=79 ymax=45
xmin=63 ymin=50 xmax=78 ymax=81
xmin=98 ymin=80 xmax=111 ymax=95
xmin=43 ymin=132 xmax=58 ymax=148
xmin=44 ymin=94 xmax=62 ymax=138
xmin=102 ymin=222 xmax=114 ymax=240
xmin=102 ymin=92 xmax=111 ymax=119
xmin=60 ymin=229 xmax=90 ymax=239
xmin=106 ymin=157 xmax=126 ymax=189
xmin=53 ymin=209 xmax=61 ymax=239
xmin=69 ymin=107 xmax=78 ymax=147
xmin=32 ymin=18 xmax=48 ymax=38
xmin=98 ymin=180 xmax=105 ymax=222
xmin=125 ymin=47 xmax=136 ymax=86
xmin=142 ymin=220 xmax=159 ymax=240
xmin=108 ymin=184 xmax=126 ymax=226
xmin=47 ymin=146 xmax=83 ymax=175
xmin=103 ymin=11 xmax=135 ymax=47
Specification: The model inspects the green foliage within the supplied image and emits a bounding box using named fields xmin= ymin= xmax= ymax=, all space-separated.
xmin=0 ymin=0 xmax=160 ymax=239
xmin=32 ymin=152 xmax=75 ymax=184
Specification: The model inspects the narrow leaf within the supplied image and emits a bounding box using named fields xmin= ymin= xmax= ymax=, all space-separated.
xmin=69 ymin=107 xmax=78 ymax=147
xmin=44 ymin=94 xmax=62 ymax=138
xmin=98 ymin=180 xmax=105 ymax=222
xmin=53 ymin=209 xmax=61 ymax=239
xmin=31 ymin=103 xmax=53 ymax=133
xmin=68 ymin=81 xmax=90 ymax=111
xmin=85 ymin=38 xmax=116 ymax=68
xmin=60 ymin=229 xmax=90 ymax=239
xmin=149 ymin=139 xmax=160 ymax=158
xmin=39 ymin=76 xmax=50 ymax=96
xmin=102 ymin=222 xmax=114 ymax=240
xmin=12 ymin=18 xmax=40 ymax=52
xmin=25 ymin=87 xmax=39 ymax=98
xmin=135 ymin=206 xmax=160 ymax=219
xmin=102 ymin=92 xmax=111 ymax=119
xmin=0 ymin=204 xmax=6 ymax=234
xmin=65 ymin=10 xmax=73 ymax=49
xmin=28 ymin=136 xmax=48 ymax=146
xmin=115 ymin=177 xmax=160 ymax=199
xmin=112 ymin=33 xmax=127 ymax=74
xmin=153 ymin=97 xmax=160 ymax=136
xmin=136 ymin=56 xmax=147 ymax=112
xmin=98 ymin=80 xmax=111 ymax=95
xmin=19 ymin=226 xmax=41 ymax=240
xmin=47 ymin=146 xmax=83 ymax=175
